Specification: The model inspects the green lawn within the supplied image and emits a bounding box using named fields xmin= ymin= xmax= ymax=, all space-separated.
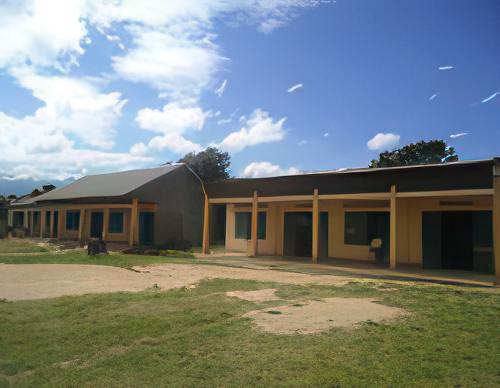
xmin=0 ymin=238 xmax=49 ymax=254
xmin=0 ymin=238 xmax=197 ymax=268
xmin=1 ymin=238 xmax=499 ymax=387
xmin=1 ymin=278 xmax=499 ymax=387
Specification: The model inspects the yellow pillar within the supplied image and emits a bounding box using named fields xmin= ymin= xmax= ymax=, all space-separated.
xmin=30 ymin=211 xmax=34 ymax=237
xmin=202 ymin=196 xmax=210 ymax=254
xmin=390 ymin=185 xmax=397 ymax=269
xmin=493 ymin=162 xmax=500 ymax=285
xmin=103 ymin=208 xmax=110 ymax=241
xmin=312 ymin=188 xmax=319 ymax=263
xmin=250 ymin=191 xmax=258 ymax=257
xmin=40 ymin=211 xmax=46 ymax=238
xmin=57 ymin=211 xmax=63 ymax=239
xmin=49 ymin=211 xmax=54 ymax=239
xmin=78 ymin=208 xmax=85 ymax=242
xmin=129 ymin=199 xmax=138 ymax=246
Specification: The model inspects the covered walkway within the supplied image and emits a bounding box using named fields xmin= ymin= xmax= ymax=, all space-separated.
xmin=194 ymin=253 xmax=495 ymax=287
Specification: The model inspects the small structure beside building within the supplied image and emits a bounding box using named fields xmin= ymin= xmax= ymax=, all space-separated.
xmin=203 ymin=158 xmax=500 ymax=284
xmin=7 ymin=164 xmax=204 ymax=248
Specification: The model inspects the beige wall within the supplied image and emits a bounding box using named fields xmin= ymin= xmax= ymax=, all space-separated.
xmin=225 ymin=203 xmax=278 ymax=254
xmin=223 ymin=195 xmax=494 ymax=265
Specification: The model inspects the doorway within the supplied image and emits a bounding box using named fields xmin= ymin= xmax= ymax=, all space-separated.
xmin=422 ymin=211 xmax=492 ymax=272
xmin=139 ymin=212 xmax=155 ymax=246
xmin=283 ymin=212 xmax=328 ymax=258
xmin=441 ymin=211 xmax=473 ymax=270
xmin=90 ymin=212 xmax=104 ymax=238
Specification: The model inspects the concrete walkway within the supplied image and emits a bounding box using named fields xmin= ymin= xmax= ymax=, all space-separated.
xmin=194 ymin=253 xmax=495 ymax=288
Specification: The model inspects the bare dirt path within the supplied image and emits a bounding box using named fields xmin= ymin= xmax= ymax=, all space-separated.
xmin=0 ymin=263 xmax=352 ymax=301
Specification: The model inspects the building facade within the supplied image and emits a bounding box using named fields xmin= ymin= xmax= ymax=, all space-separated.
xmin=8 ymin=164 xmax=205 ymax=248
xmin=204 ymin=158 xmax=500 ymax=284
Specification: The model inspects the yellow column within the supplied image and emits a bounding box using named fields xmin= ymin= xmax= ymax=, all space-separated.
xmin=312 ymin=188 xmax=319 ymax=263
xmin=493 ymin=162 xmax=500 ymax=285
xmin=250 ymin=191 xmax=258 ymax=257
xmin=390 ymin=185 xmax=397 ymax=269
xmin=129 ymin=199 xmax=138 ymax=246
xmin=57 ymin=211 xmax=63 ymax=239
xmin=49 ymin=211 xmax=54 ymax=239
xmin=202 ymin=196 xmax=210 ymax=254
xmin=40 ymin=211 xmax=46 ymax=238
xmin=78 ymin=208 xmax=85 ymax=242
xmin=103 ymin=208 xmax=110 ymax=241
xmin=30 ymin=211 xmax=34 ymax=237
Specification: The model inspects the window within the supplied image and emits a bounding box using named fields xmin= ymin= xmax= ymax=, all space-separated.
xmin=108 ymin=212 xmax=124 ymax=234
xmin=66 ymin=211 xmax=80 ymax=231
xmin=344 ymin=212 xmax=389 ymax=246
xmin=235 ymin=212 xmax=267 ymax=240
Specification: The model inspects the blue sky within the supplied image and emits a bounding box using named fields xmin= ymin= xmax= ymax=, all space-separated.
xmin=0 ymin=0 xmax=499 ymax=196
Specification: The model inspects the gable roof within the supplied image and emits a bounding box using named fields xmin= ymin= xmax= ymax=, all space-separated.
xmin=10 ymin=164 xmax=183 ymax=205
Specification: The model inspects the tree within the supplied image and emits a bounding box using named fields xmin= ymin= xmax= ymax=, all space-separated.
xmin=42 ymin=184 xmax=56 ymax=192
xmin=369 ymin=140 xmax=458 ymax=168
xmin=177 ymin=147 xmax=230 ymax=183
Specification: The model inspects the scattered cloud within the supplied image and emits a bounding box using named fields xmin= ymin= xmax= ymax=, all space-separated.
xmin=481 ymin=92 xmax=499 ymax=103
xmin=217 ymin=118 xmax=233 ymax=125
xmin=450 ymin=133 xmax=468 ymax=138
xmin=0 ymin=0 xmax=87 ymax=70
xmin=439 ymin=66 xmax=453 ymax=70
xmin=215 ymin=79 xmax=227 ymax=97
xmin=243 ymin=162 xmax=299 ymax=178
xmin=106 ymin=34 xmax=125 ymax=50
xmin=287 ymin=83 xmax=303 ymax=92
xmin=324 ymin=133 xmax=329 ymax=137
xmin=111 ymin=25 xmax=227 ymax=100
xmin=298 ymin=140 xmax=307 ymax=145
xmin=217 ymin=109 xmax=287 ymax=152
xmin=430 ymin=93 xmax=438 ymax=100
xmin=367 ymin=133 xmax=400 ymax=151
xmin=132 ymin=102 xmax=207 ymax=154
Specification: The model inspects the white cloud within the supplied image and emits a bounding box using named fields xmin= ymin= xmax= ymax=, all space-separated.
xmin=450 ymin=133 xmax=468 ymax=138
xmin=244 ymin=162 xmax=300 ymax=178
xmin=367 ymin=133 xmax=400 ymax=151
xmin=132 ymin=102 xmax=207 ymax=154
xmin=135 ymin=102 xmax=207 ymax=134
xmin=287 ymin=83 xmax=303 ymax=92
xmin=298 ymin=140 xmax=307 ymax=145
xmin=217 ymin=118 xmax=233 ymax=125
xmin=0 ymin=0 xmax=87 ymax=70
xmin=324 ymin=133 xmax=329 ymax=137
xmin=0 ymin=67 xmax=151 ymax=181
xmin=111 ymin=25 xmax=227 ymax=100
xmin=9 ymin=66 xmax=127 ymax=148
xmin=218 ymin=109 xmax=287 ymax=152
xmin=215 ymin=79 xmax=227 ymax=97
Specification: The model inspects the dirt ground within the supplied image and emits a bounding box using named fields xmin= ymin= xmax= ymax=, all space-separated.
xmin=0 ymin=263 xmax=409 ymax=333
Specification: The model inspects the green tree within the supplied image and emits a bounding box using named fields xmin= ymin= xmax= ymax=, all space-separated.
xmin=177 ymin=147 xmax=231 ymax=183
xmin=369 ymin=140 xmax=458 ymax=168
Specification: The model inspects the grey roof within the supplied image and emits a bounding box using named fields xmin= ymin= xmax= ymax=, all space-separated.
xmin=11 ymin=164 xmax=183 ymax=205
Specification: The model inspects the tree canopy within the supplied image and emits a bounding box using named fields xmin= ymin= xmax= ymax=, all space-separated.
xmin=177 ymin=147 xmax=231 ymax=183
xmin=369 ymin=140 xmax=458 ymax=168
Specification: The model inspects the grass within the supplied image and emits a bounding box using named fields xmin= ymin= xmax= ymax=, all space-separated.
xmin=0 ymin=238 xmax=197 ymax=268
xmin=1 ymin=278 xmax=500 ymax=387
xmin=0 ymin=238 xmax=49 ymax=254
xmin=1 ymin=238 xmax=500 ymax=387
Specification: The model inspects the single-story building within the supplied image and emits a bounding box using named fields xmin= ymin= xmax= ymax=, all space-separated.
xmin=203 ymin=158 xmax=500 ymax=284
xmin=7 ymin=164 xmax=204 ymax=247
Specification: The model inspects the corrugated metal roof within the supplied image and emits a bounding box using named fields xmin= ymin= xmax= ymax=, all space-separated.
xmin=205 ymin=158 xmax=497 ymax=198
xmin=10 ymin=164 xmax=182 ymax=205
